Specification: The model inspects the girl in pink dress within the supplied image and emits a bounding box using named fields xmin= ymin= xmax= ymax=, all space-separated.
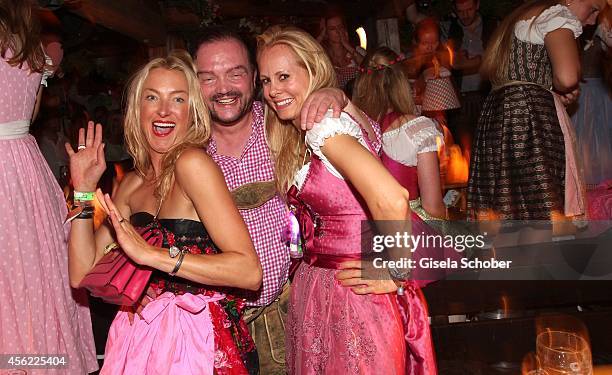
xmin=353 ymin=46 xmax=446 ymax=222
xmin=0 ymin=1 xmax=97 ymax=373
xmin=257 ymin=26 xmax=437 ymax=374
xmin=353 ymin=45 xmax=465 ymax=289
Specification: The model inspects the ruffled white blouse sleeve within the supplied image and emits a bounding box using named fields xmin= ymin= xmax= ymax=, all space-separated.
xmin=514 ymin=4 xmax=583 ymax=44
xmin=382 ymin=116 xmax=442 ymax=167
xmin=293 ymin=111 xmax=368 ymax=188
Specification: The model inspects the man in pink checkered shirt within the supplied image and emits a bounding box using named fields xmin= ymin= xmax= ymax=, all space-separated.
xmin=191 ymin=27 xmax=348 ymax=373
xmin=192 ymin=27 xmax=347 ymax=309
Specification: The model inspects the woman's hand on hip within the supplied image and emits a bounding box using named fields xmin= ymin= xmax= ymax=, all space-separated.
xmin=336 ymin=260 xmax=399 ymax=295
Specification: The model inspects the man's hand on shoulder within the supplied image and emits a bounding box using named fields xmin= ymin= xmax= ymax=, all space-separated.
xmin=300 ymin=87 xmax=348 ymax=131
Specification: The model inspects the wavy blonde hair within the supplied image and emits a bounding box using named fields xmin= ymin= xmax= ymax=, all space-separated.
xmin=353 ymin=46 xmax=416 ymax=122
xmin=256 ymin=25 xmax=337 ymax=194
xmin=123 ymin=50 xmax=211 ymax=200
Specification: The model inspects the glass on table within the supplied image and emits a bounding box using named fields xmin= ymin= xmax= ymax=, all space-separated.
xmin=536 ymin=330 xmax=592 ymax=375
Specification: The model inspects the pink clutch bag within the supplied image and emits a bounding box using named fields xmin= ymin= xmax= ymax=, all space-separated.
xmin=79 ymin=226 xmax=161 ymax=306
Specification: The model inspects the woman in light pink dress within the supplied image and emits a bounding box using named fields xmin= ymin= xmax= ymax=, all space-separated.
xmin=257 ymin=26 xmax=437 ymax=374
xmin=0 ymin=1 xmax=97 ymax=374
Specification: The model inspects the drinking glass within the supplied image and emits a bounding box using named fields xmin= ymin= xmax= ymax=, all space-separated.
xmin=536 ymin=330 xmax=592 ymax=375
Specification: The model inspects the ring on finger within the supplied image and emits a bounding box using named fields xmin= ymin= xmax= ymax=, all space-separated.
xmin=77 ymin=144 xmax=86 ymax=150
xmin=104 ymin=242 xmax=119 ymax=255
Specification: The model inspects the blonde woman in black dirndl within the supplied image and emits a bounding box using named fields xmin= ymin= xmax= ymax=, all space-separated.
xmin=468 ymin=0 xmax=605 ymax=222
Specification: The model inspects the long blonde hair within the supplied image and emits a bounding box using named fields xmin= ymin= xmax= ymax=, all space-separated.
xmin=123 ymin=50 xmax=211 ymax=199
xmin=0 ymin=0 xmax=45 ymax=72
xmin=256 ymin=26 xmax=337 ymax=194
xmin=481 ymin=0 xmax=560 ymax=86
xmin=353 ymin=46 xmax=416 ymax=122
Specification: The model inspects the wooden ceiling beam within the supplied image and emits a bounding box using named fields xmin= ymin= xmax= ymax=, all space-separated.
xmin=67 ymin=0 xmax=167 ymax=46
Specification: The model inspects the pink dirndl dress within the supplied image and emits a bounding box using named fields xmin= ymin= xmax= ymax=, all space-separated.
xmin=101 ymin=213 xmax=258 ymax=375
xmin=285 ymin=112 xmax=437 ymax=374
xmin=0 ymin=52 xmax=97 ymax=374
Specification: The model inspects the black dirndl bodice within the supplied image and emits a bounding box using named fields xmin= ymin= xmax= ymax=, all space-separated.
xmin=467 ymin=37 xmax=565 ymax=220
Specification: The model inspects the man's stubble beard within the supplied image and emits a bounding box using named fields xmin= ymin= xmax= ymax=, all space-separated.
xmin=209 ymin=95 xmax=255 ymax=126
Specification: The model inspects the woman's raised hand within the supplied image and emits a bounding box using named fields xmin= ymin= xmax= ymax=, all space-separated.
xmin=65 ymin=121 xmax=106 ymax=191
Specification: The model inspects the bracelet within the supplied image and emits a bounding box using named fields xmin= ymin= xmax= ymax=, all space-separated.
xmin=388 ymin=264 xmax=411 ymax=296
xmin=168 ymin=251 xmax=186 ymax=276
xmin=388 ymin=264 xmax=411 ymax=281
xmin=75 ymin=199 xmax=94 ymax=208
xmin=74 ymin=191 xmax=95 ymax=202
xmin=75 ymin=205 xmax=94 ymax=219
xmin=104 ymin=242 xmax=119 ymax=255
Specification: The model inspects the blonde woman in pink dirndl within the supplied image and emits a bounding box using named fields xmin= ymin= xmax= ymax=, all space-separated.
xmin=257 ymin=26 xmax=437 ymax=374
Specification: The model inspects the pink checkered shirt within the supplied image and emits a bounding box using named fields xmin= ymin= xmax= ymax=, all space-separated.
xmin=207 ymin=101 xmax=290 ymax=307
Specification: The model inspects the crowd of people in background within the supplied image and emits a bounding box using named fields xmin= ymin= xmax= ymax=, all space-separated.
xmin=1 ymin=0 xmax=611 ymax=373
xmin=22 ymin=0 xmax=612 ymax=210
